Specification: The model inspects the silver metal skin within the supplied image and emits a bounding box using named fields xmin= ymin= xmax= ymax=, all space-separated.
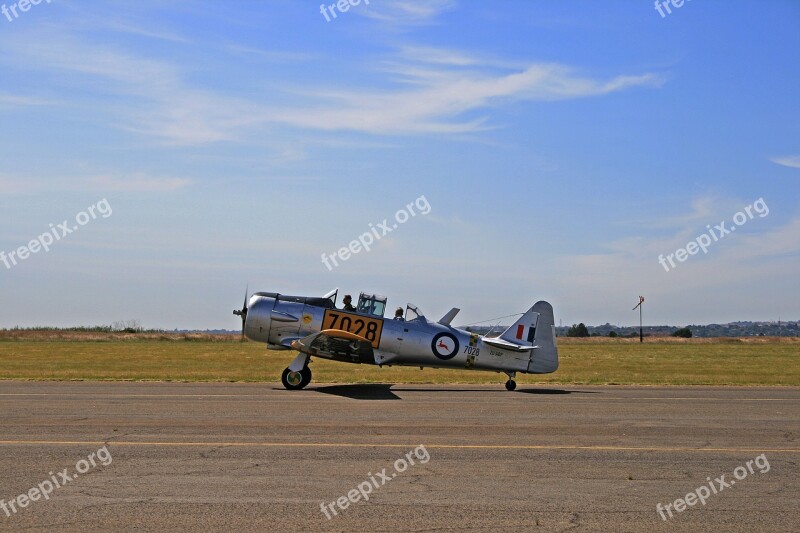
xmin=238 ymin=289 xmax=558 ymax=389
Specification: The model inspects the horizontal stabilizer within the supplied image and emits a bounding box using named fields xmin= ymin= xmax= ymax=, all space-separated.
xmin=482 ymin=337 xmax=535 ymax=352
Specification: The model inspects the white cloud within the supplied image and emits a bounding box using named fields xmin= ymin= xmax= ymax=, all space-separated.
xmin=0 ymin=93 xmax=55 ymax=108
xmin=648 ymin=196 xmax=720 ymax=231
xmin=358 ymin=0 xmax=457 ymax=25
xmin=770 ymin=155 xmax=800 ymax=169
xmin=102 ymin=21 xmax=191 ymax=44
xmin=0 ymin=176 xmax=39 ymax=194
xmin=87 ymin=175 xmax=191 ymax=192
xmin=1 ymin=32 xmax=258 ymax=145
xmin=2 ymin=31 xmax=663 ymax=143
xmin=547 ymin=197 xmax=799 ymax=324
xmin=269 ymin=62 xmax=663 ymax=135
xmin=398 ymin=46 xmax=480 ymax=66
xmin=224 ymin=44 xmax=314 ymax=63
xmin=0 ymin=174 xmax=190 ymax=194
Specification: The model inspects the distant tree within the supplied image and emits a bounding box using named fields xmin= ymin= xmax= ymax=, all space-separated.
xmin=566 ymin=323 xmax=590 ymax=337
xmin=608 ymin=331 xmax=618 ymax=338
xmin=672 ymin=327 xmax=692 ymax=338
xmin=112 ymin=320 xmax=143 ymax=333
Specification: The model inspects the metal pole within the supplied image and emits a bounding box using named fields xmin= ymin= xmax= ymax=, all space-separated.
xmin=633 ymin=296 xmax=644 ymax=343
xmin=639 ymin=304 xmax=643 ymax=343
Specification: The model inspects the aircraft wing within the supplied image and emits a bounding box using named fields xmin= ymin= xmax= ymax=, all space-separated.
xmin=291 ymin=329 xmax=375 ymax=364
xmin=267 ymin=336 xmax=303 ymax=351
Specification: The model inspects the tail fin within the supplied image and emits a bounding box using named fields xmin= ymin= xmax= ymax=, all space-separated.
xmin=526 ymin=301 xmax=558 ymax=374
xmin=499 ymin=306 xmax=541 ymax=348
xmin=493 ymin=301 xmax=559 ymax=373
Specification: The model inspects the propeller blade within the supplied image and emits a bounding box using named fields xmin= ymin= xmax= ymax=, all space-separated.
xmin=233 ymin=285 xmax=249 ymax=342
xmin=241 ymin=285 xmax=248 ymax=341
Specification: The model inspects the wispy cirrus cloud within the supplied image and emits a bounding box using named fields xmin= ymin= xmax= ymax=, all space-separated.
xmin=398 ymin=45 xmax=479 ymax=66
xmin=87 ymin=175 xmax=191 ymax=192
xmin=0 ymin=176 xmax=39 ymax=194
xmin=770 ymin=155 xmax=800 ymax=169
xmin=2 ymin=32 xmax=256 ymax=145
xmin=102 ymin=21 xmax=191 ymax=44
xmin=270 ymin=61 xmax=663 ymax=134
xmin=562 ymin=213 xmax=799 ymax=290
xmin=0 ymin=174 xmax=190 ymax=194
xmin=547 ymin=198 xmax=799 ymax=324
xmin=2 ymin=28 xmax=663 ymax=143
xmin=648 ymin=196 xmax=720 ymax=230
xmin=357 ymin=0 xmax=456 ymax=25
xmin=224 ymin=44 xmax=315 ymax=63
xmin=0 ymin=93 xmax=56 ymax=108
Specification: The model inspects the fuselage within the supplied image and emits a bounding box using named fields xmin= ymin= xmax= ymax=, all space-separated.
xmin=244 ymin=292 xmax=556 ymax=375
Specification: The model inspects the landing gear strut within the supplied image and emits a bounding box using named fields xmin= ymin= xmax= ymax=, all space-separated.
xmin=281 ymin=353 xmax=312 ymax=390
xmin=281 ymin=366 xmax=312 ymax=390
xmin=504 ymin=371 xmax=517 ymax=391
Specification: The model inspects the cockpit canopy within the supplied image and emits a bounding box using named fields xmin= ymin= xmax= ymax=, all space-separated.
xmin=357 ymin=292 xmax=387 ymax=317
xmin=404 ymin=304 xmax=426 ymax=323
xmin=323 ymin=289 xmax=426 ymax=321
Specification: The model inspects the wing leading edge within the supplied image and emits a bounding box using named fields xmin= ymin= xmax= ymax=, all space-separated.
xmin=291 ymin=329 xmax=376 ymax=364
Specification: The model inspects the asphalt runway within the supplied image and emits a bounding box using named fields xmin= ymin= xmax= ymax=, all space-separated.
xmin=0 ymin=382 xmax=798 ymax=532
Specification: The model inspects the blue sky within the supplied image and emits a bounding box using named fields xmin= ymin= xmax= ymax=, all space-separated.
xmin=1 ymin=0 xmax=798 ymax=329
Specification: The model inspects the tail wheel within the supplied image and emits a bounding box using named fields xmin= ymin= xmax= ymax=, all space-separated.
xmin=281 ymin=366 xmax=312 ymax=390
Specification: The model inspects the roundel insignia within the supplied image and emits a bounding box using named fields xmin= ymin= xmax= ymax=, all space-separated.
xmin=431 ymin=332 xmax=459 ymax=360
xmin=302 ymin=314 xmax=313 ymax=325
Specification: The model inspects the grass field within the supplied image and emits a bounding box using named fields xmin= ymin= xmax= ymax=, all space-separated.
xmin=0 ymin=333 xmax=797 ymax=385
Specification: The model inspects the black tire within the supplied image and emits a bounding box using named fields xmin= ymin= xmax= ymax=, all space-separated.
xmin=505 ymin=379 xmax=517 ymax=391
xmin=282 ymin=367 xmax=311 ymax=390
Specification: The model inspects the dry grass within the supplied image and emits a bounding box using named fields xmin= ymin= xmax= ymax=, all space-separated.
xmin=0 ymin=330 xmax=240 ymax=342
xmin=0 ymin=336 xmax=797 ymax=385
xmin=557 ymin=336 xmax=800 ymax=344
xmin=3 ymin=330 xmax=796 ymax=344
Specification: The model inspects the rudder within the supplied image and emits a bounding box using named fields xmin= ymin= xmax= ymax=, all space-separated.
xmin=526 ymin=301 xmax=558 ymax=374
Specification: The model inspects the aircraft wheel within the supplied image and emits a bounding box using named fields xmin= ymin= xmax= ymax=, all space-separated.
xmin=301 ymin=366 xmax=312 ymax=386
xmin=505 ymin=379 xmax=517 ymax=391
xmin=282 ymin=367 xmax=312 ymax=390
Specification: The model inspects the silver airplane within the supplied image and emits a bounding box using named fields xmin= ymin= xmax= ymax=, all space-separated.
xmin=233 ymin=289 xmax=558 ymax=391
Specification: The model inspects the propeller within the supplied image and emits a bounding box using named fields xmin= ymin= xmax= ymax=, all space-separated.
xmin=233 ymin=285 xmax=248 ymax=341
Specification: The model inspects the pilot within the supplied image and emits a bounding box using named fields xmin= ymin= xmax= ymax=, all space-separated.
xmin=342 ymin=294 xmax=356 ymax=312
xmin=394 ymin=307 xmax=404 ymax=321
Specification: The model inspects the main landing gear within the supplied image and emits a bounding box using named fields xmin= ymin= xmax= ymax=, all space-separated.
xmin=504 ymin=371 xmax=517 ymax=391
xmin=281 ymin=353 xmax=312 ymax=390
xmin=281 ymin=366 xmax=312 ymax=390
